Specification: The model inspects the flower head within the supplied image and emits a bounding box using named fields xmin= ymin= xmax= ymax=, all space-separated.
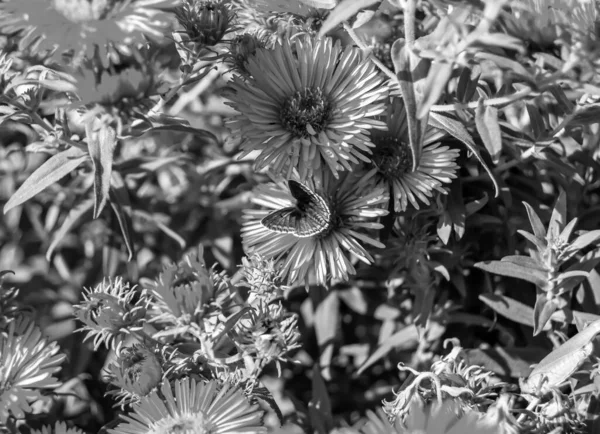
xmin=31 ymin=421 xmax=86 ymax=434
xmin=369 ymin=97 xmax=460 ymax=212
xmin=0 ymin=317 xmax=66 ymax=424
xmin=74 ymin=277 xmax=148 ymax=351
xmin=145 ymin=246 xmax=233 ymax=329
xmin=242 ymin=170 xmax=388 ymax=287
xmin=106 ymin=344 xmax=163 ymax=407
xmin=234 ymin=299 xmax=300 ymax=369
xmin=108 ymin=377 xmax=266 ymax=434
xmin=226 ymin=36 xmax=388 ymax=181
xmin=175 ymin=0 xmax=235 ymax=47
xmin=0 ymin=0 xmax=178 ymax=64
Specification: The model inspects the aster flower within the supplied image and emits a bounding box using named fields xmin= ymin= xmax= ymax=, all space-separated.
xmin=105 ymin=344 xmax=163 ymax=407
xmin=31 ymin=421 xmax=86 ymax=434
xmin=145 ymin=246 xmax=233 ymax=329
xmin=175 ymin=0 xmax=235 ymax=48
xmin=504 ymin=0 xmax=596 ymax=48
xmin=241 ymin=169 xmax=388 ymax=287
xmin=233 ymin=299 xmax=300 ymax=372
xmin=0 ymin=317 xmax=66 ymax=424
xmin=0 ymin=0 xmax=178 ymax=64
xmin=225 ymin=35 xmax=388 ymax=181
xmin=74 ymin=277 xmax=148 ymax=351
xmin=108 ymin=377 xmax=266 ymax=434
xmin=369 ymin=97 xmax=460 ymax=212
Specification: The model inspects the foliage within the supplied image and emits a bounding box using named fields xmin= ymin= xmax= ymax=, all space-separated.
xmin=2 ymin=0 xmax=600 ymax=433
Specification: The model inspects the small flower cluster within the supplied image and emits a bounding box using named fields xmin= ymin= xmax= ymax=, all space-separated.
xmin=69 ymin=246 xmax=299 ymax=431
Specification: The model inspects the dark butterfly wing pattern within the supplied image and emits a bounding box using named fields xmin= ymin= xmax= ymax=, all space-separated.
xmin=261 ymin=180 xmax=332 ymax=237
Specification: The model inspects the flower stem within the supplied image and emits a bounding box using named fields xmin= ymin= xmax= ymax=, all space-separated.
xmin=342 ymin=22 xmax=399 ymax=87
xmin=430 ymin=86 xmax=534 ymax=112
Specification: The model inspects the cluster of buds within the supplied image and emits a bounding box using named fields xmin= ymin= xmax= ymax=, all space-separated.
xmin=74 ymin=277 xmax=148 ymax=351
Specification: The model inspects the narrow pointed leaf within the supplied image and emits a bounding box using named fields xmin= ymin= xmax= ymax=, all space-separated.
xmin=523 ymin=319 xmax=600 ymax=394
xmin=475 ymin=260 xmax=548 ymax=288
xmin=87 ymin=123 xmax=117 ymax=219
xmin=475 ymin=99 xmax=502 ymax=164
xmin=418 ymin=61 xmax=453 ymax=119
xmin=4 ymin=147 xmax=87 ymax=213
xmin=522 ymin=202 xmax=546 ymax=239
xmin=46 ymin=196 xmax=95 ymax=260
xmin=533 ymin=293 xmax=559 ymax=336
xmin=429 ymin=111 xmax=500 ymax=197
xmin=317 ymin=0 xmax=380 ymax=37
xmin=314 ymin=291 xmax=339 ymax=381
xmin=391 ymin=40 xmax=422 ymax=170
xmin=548 ymin=189 xmax=567 ymax=240
xmin=109 ymin=173 xmax=135 ymax=261
xmin=479 ymin=293 xmax=541 ymax=329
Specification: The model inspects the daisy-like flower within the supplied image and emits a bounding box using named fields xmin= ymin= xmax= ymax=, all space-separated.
xmin=0 ymin=317 xmax=66 ymax=424
xmin=145 ymin=246 xmax=233 ymax=328
xmin=74 ymin=277 xmax=148 ymax=351
xmin=0 ymin=0 xmax=178 ymax=64
xmin=241 ymin=169 xmax=388 ymax=287
xmin=369 ymin=97 xmax=460 ymax=212
xmin=175 ymin=0 xmax=235 ymax=48
xmin=31 ymin=421 xmax=86 ymax=434
xmin=225 ymin=35 xmax=388 ymax=181
xmin=108 ymin=377 xmax=266 ymax=434
xmin=233 ymin=299 xmax=300 ymax=371
xmin=105 ymin=344 xmax=163 ymax=407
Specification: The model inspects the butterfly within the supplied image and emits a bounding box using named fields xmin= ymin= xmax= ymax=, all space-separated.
xmin=261 ymin=180 xmax=332 ymax=238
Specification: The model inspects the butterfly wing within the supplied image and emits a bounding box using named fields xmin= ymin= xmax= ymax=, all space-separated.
xmin=288 ymin=180 xmax=331 ymax=229
xmin=261 ymin=207 xmax=297 ymax=233
xmin=260 ymin=181 xmax=332 ymax=237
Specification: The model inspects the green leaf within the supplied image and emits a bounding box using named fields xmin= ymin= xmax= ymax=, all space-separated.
xmin=522 ymin=319 xmax=600 ymax=395
xmin=548 ymin=189 xmax=567 ymax=241
xmin=109 ymin=173 xmax=135 ymax=261
xmin=475 ymin=99 xmax=502 ymax=164
xmin=357 ymin=325 xmax=420 ymax=375
xmin=501 ymin=255 xmax=546 ymax=272
xmin=4 ymin=146 xmax=88 ymax=214
xmin=479 ymin=293 xmax=545 ymax=330
xmin=475 ymin=260 xmax=548 ymax=288
xmin=46 ymin=196 xmax=95 ymax=260
xmin=317 ymin=0 xmax=380 ymax=37
xmin=522 ymin=202 xmax=546 ymax=240
xmin=517 ymin=230 xmax=547 ymax=253
xmin=429 ymin=111 xmax=500 ymax=197
xmin=533 ymin=292 xmax=559 ymax=336
xmin=419 ymin=60 xmax=454 ymax=119
xmin=566 ymin=230 xmax=600 ymax=255
xmin=86 ymin=122 xmax=117 ymax=219
xmin=391 ymin=39 xmax=427 ymax=170
xmin=526 ymin=104 xmax=546 ymax=140
xmin=308 ymin=365 xmax=333 ymax=434
xmin=314 ymin=290 xmax=339 ymax=381
xmin=252 ymin=386 xmax=283 ymax=425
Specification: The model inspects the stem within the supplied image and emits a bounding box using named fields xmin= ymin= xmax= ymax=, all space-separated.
xmin=403 ymin=0 xmax=417 ymax=47
xmin=430 ymin=87 xmax=534 ymax=112
xmin=342 ymin=22 xmax=399 ymax=87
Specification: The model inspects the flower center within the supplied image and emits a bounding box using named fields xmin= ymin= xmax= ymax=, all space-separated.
xmin=372 ymin=137 xmax=412 ymax=179
xmin=52 ymin=0 xmax=114 ymax=22
xmin=280 ymin=87 xmax=332 ymax=138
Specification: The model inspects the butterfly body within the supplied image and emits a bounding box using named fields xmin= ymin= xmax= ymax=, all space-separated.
xmin=261 ymin=180 xmax=332 ymax=237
